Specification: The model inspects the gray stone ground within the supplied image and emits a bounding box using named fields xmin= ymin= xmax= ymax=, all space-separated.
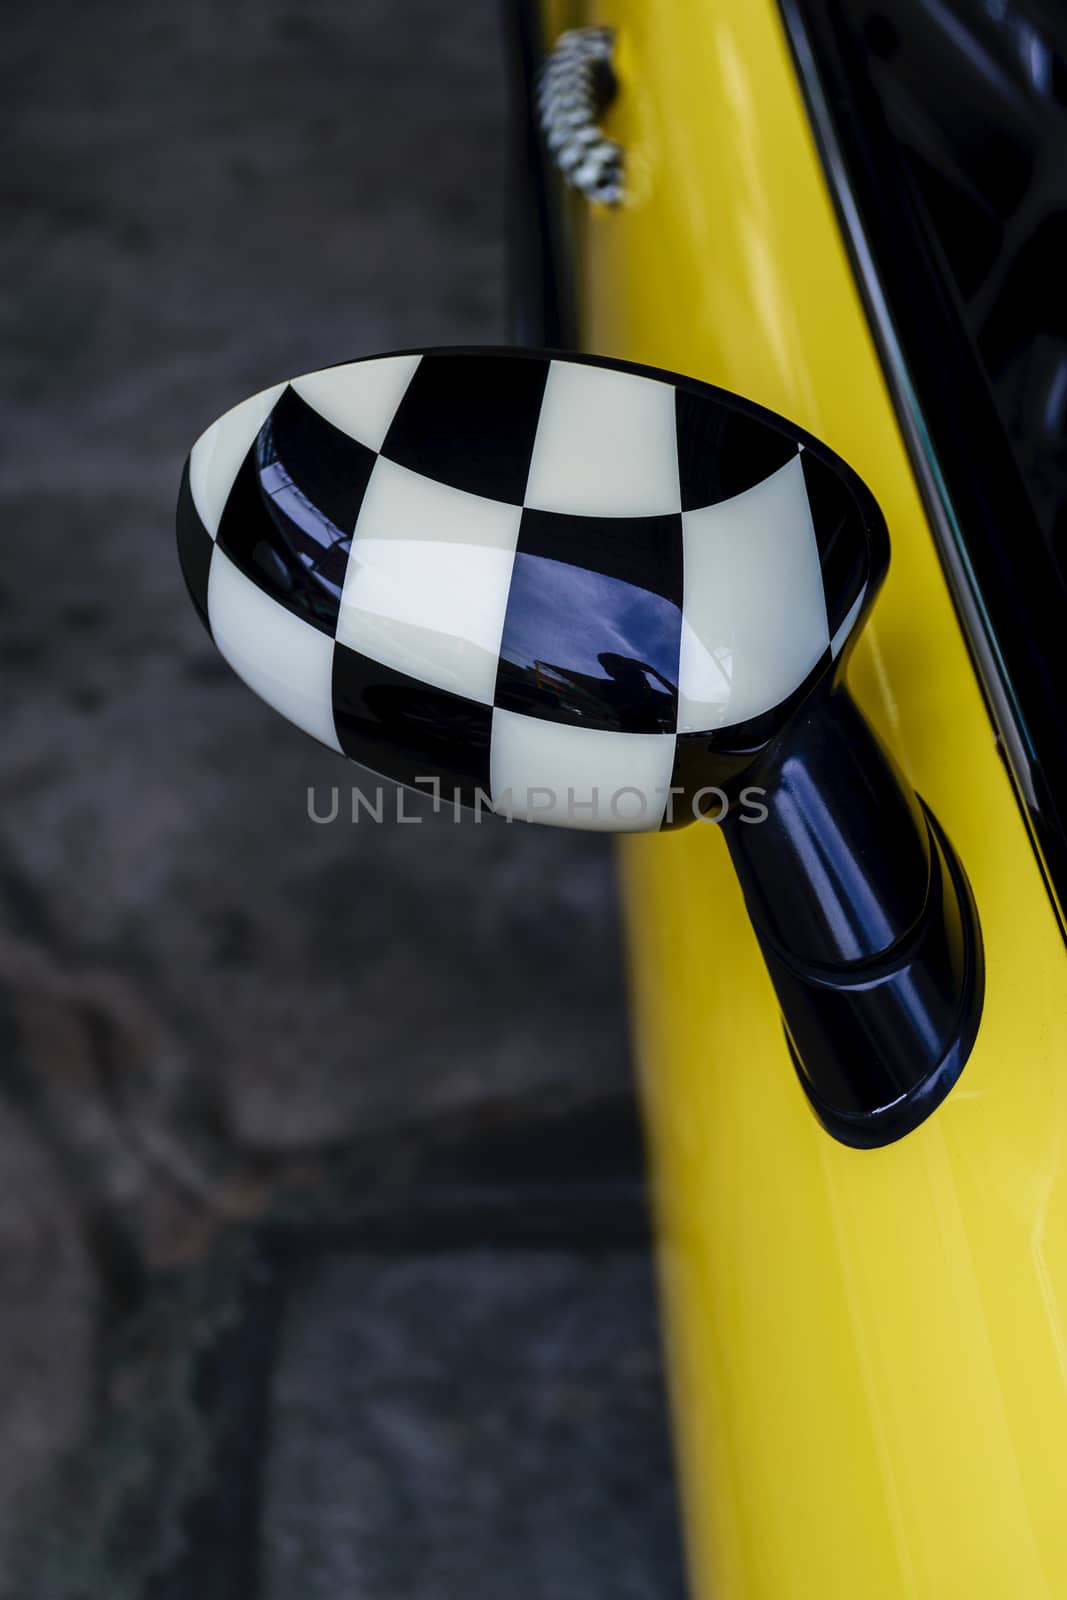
xmin=261 ymin=1251 xmax=680 ymax=1600
xmin=1 ymin=1 xmax=686 ymax=1595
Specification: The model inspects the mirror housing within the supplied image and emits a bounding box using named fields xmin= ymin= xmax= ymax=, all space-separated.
xmin=177 ymin=347 xmax=983 ymax=1147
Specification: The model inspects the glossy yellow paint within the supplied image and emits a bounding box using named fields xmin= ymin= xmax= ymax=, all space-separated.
xmin=541 ymin=0 xmax=1067 ymax=1594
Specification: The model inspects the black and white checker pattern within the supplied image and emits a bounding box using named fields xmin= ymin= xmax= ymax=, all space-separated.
xmin=177 ymin=351 xmax=872 ymax=832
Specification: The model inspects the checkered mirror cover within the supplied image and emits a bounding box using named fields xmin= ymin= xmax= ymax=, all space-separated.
xmin=176 ymin=349 xmax=880 ymax=832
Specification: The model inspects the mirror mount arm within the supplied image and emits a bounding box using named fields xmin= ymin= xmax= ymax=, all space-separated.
xmin=720 ymin=677 xmax=985 ymax=1148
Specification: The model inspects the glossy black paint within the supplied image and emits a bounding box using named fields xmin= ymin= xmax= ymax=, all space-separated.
xmin=176 ymin=458 xmax=213 ymax=633
xmin=727 ymin=685 xmax=930 ymax=965
xmin=215 ymin=387 xmax=376 ymax=636
xmin=382 ymin=352 xmax=550 ymax=503
xmin=332 ymin=644 xmax=493 ymax=804
xmin=496 ymin=509 xmax=683 ymax=734
xmin=674 ymin=391 xmax=798 ymax=512
xmin=263 ymin=386 xmax=375 ymax=580
xmin=722 ymin=681 xmax=984 ymax=1145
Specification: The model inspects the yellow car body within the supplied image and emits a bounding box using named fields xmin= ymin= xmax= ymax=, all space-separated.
xmin=542 ymin=0 xmax=1067 ymax=1594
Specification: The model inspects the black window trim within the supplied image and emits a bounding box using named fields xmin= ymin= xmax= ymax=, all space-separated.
xmin=778 ymin=0 xmax=1067 ymax=941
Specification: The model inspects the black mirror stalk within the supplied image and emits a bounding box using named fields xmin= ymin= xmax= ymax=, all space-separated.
xmin=721 ymin=678 xmax=982 ymax=1145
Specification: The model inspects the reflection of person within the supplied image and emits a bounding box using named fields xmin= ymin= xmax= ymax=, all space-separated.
xmin=522 ymin=651 xmax=676 ymax=732
xmin=598 ymin=652 xmax=675 ymax=695
xmin=595 ymin=651 xmax=677 ymax=732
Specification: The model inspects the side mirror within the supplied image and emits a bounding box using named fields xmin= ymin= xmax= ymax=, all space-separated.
xmin=177 ymin=348 xmax=983 ymax=1147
